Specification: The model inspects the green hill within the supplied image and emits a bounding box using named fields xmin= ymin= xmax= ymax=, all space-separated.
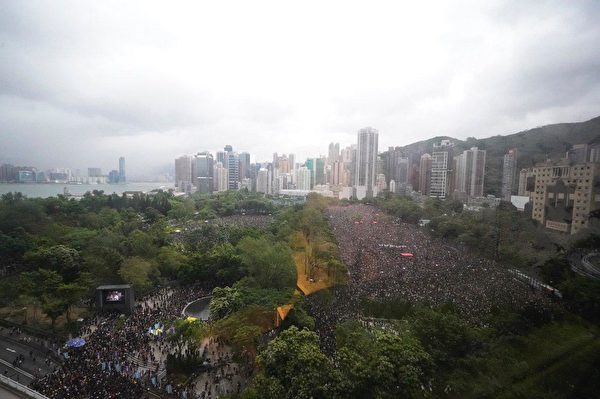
xmin=399 ymin=115 xmax=600 ymax=196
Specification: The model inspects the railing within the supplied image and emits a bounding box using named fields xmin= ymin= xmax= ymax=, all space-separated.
xmin=0 ymin=374 xmax=50 ymax=399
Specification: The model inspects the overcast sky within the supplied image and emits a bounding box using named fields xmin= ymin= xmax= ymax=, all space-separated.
xmin=1 ymin=0 xmax=599 ymax=177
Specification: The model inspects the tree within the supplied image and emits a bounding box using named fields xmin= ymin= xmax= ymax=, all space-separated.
xmin=156 ymin=247 xmax=189 ymax=280
xmin=210 ymin=286 xmax=244 ymax=320
xmin=255 ymin=326 xmax=335 ymax=399
xmin=335 ymin=321 xmax=432 ymax=399
xmin=237 ymin=237 xmax=296 ymax=289
xmin=167 ymin=199 xmax=196 ymax=220
xmin=20 ymin=269 xmax=65 ymax=325
xmin=57 ymin=283 xmax=88 ymax=323
xmin=119 ymin=257 xmax=158 ymax=293
xmin=409 ymin=308 xmax=481 ymax=366
xmin=24 ymin=245 xmax=81 ymax=282
xmin=41 ymin=296 xmax=68 ymax=329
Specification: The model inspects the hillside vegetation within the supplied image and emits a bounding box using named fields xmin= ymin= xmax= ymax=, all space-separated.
xmin=399 ymin=115 xmax=600 ymax=196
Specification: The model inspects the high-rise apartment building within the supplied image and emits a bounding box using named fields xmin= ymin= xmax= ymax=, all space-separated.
xmin=215 ymin=162 xmax=228 ymax=192
xmin=354 ymin=127 xmax=379 ymax=199
xmin=531 ymin=159 xmax=600 ymax=235
xmin=429 ymin=140 xmax=454 ymax=198
xmin=256 ymin=168 xmax=269 ymax=194
xmin=175 ymin=155 xmax=193 ymax=192
xmin=118 ymin=157 xmax=126 ymax=183
xmin=296 ymin=166 xmax=311 ymax=190
xmin=454 ymin=147 xmax=486 ymax=199
xmin=518 ymin=168 xmax=535 ymax=197
xmin=328 ymin=142 xmax=340 ymax=165
xmin=501 ymin=149 xmax=518 ymax=201
xmin=382 ymin=147 xmax=409 ymax=193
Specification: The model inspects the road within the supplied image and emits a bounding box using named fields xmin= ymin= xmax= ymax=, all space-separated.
xmin=0 ymin=327 xmax=58 ymax=387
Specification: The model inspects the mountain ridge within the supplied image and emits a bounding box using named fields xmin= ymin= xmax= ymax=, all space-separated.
xmin=397 ymin=115 xmax=600 ymax=196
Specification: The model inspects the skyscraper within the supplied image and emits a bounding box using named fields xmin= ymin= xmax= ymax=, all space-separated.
xmin=354 ymin=127 xmax=379 ymax=199
xmin=454 ymin=147 xmax=486 ymax=199
xmin=175 ymin=155 xmax=193 ymax=192
xmin=382 ymin=147 xmax=410 ymax=194
xmin=419 ymin=154 xmax=432 ymax=195
xmin=430 ymin=140 xmax=454 ymax=198
xmin=118 ymin=157 xmax=126 ymax=183
xmin=501 ymin=149 xmax=518 ymax=201
xmin=328 ymin=142 xmax=340 ymax=165
xmin=227 ymin=152 xmax=239 ymax=190
xmin=215 ymin=162 xmax=228 ymax=192
xmin=239 ymin=152 xmax=251 ymax=181
xmin=256 ymin=168 xmax=269 ymax=194
xmin=195 ymin=152 xmax=214 ymax=194
xmin=296 ymin=166 xmax=311 ymax=190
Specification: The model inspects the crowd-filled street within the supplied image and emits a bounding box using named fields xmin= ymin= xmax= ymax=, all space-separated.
xmin=30 ymin=287 xmax=248 ymax=399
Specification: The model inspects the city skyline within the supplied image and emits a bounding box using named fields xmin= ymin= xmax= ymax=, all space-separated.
xmin=2 ymin=1 xmax=600 ymax=177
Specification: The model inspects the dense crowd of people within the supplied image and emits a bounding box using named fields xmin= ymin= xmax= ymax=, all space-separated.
xmin=208 ymin=215 xmax=273 ymax=229
xmin=31 ymin=286 xmax=247 ymax=398
xmin=307 ymin=204 xmax=549 ymax=353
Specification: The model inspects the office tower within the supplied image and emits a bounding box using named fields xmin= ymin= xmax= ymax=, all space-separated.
xmin=118 ymin=157 xmax=126 ymax=183
xmin=35 ymin=170 xmax=46 ymax=183
xmin=239 ymin=152 xmax=251 ymax=180
xmin=296 ymin=166 xmax=311 ymax=190
xmin=216 ymin=151 xmax=227 ymax=166
xmin=195 ymin=152 xmax=214 ymax=194
xmin=530 ymin=159 xmax=600 ymax=235
xmin=501 ymin=149 xmax=518 ymax=201
xmin=88 ymin=167 xmax=102 ymax=177
xmin=315 ymin=157 xmax=326 ymax=186
xmin=17 ymin=169 xmax=36 ymax=183
xmin=279 ymin=155 xmax=291 ymax=174
xmin=227 ymin=152 xmax=239 ymax=190
xmin=108 ymin=170 xmax=120 ymax=183
xmin=288 ymin=154 xmax=295 ymax=173
xmin=454 ymin=147 xmax=487 ymax=199
xmin=429 ymin=140 xmax=454 ymax=198
xmin=354 ymin=127 xmax=379 ymax=198
xmin=175 ymin=155 xmax=193 ymax=191
xmin=220 ymin=145 xmax=239 ymax=191
xmin=256 ymin=168 xmax=268 ymax=193
xmin=328 ymin=142 xmax=340 ymax=165
xmin=215 ymin=162 xmax=229 ymax=192
xmin=419 ymin=154 xmax=432 ymax=195
xmin=305 ymin=159 xmax=315 ymax=188
xmin=0 ymin=164 xmax=14 ymax=182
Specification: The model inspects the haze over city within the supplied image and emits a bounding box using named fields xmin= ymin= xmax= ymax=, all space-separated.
xmin=2 ymin=1 xmax=600 ymax=177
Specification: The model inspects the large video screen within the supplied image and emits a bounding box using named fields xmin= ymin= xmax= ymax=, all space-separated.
xmin=104 ymin=290 xmax=125 ymax=303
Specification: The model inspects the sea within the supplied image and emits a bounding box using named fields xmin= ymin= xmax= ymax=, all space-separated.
xmin=0 ymin=182 xmax=174 ymax=198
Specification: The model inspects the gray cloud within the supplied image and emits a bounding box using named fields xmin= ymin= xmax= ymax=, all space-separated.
xmin=1 ymin=0 xmax=599 ymax=178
